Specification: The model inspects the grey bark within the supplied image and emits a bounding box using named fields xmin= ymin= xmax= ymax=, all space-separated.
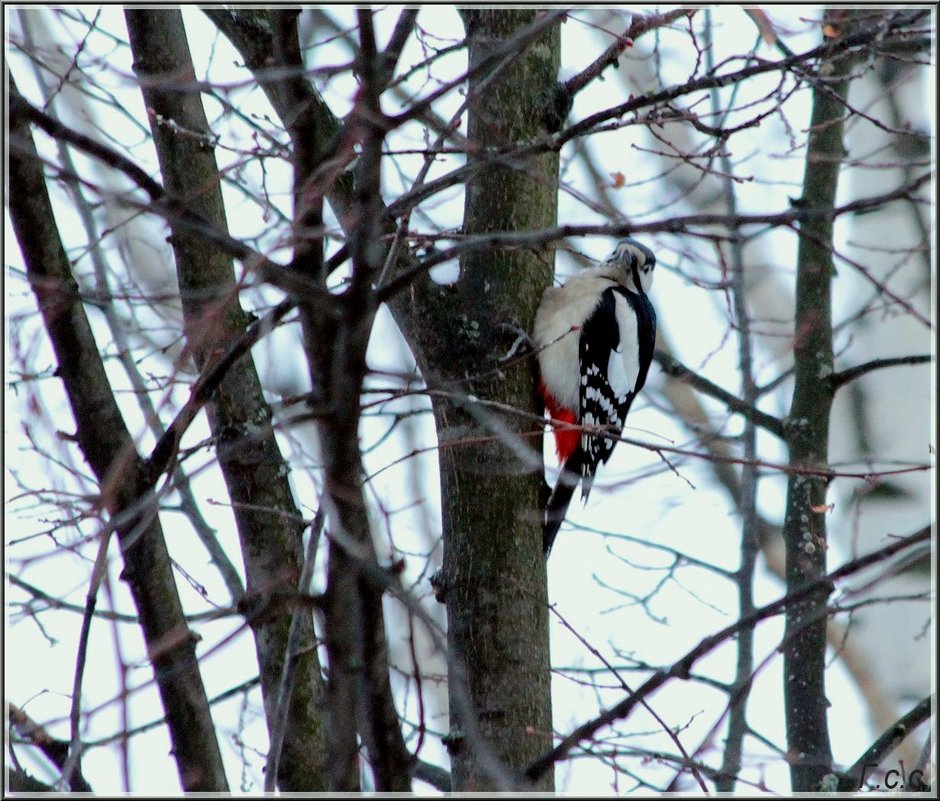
xmin=781 ymin=9 xmax=861 ymax=791
xmin=9 ymin=75 xmax=228 ymax=793
xmin=124 ymin=10 xmax=328 ymax=790
xmin=428 ymin=9 xmax=560 ymax=791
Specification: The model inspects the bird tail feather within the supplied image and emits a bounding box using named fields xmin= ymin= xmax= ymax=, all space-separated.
xmin=543 ymin=450 xmax=583 ymax=556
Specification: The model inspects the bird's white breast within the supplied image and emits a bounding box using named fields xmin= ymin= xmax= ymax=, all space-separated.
xmin=533 ymin=271 xmax=617 ymax=411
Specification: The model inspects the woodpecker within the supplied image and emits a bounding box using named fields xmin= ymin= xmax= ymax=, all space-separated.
xmin=533 ymin=238 xmax=657 ymax=555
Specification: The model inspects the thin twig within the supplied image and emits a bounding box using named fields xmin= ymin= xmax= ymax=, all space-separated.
xmin=564 ymin=9 xmax=696 ymax=96
xmin=523 ymin=526 xmax=931 ymax=781
xmin=548 ymin=603 xmax=710 ymax=793
xmin=375 ymin=170 xmax=931 ymax=302
xmin=57 ymin=524 xmax=115 ymax=790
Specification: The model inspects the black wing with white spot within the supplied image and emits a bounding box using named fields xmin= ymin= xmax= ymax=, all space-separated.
xmin=578 ymin=286 xmax=656 ymax=501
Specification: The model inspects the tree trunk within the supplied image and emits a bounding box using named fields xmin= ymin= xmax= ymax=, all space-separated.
xmin=9 ymin=76 xmax=228 ymax=793
xmin=124 ymin=10 xmax=328 ymax=790
xmin=782 ymin=9 xmax=860 ymax=791
xmin=430 ymin=10 xmax=560 ymax=790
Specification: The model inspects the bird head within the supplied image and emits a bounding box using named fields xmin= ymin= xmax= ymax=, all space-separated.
xmin=604 ymin=237 xmax=656 ymax=295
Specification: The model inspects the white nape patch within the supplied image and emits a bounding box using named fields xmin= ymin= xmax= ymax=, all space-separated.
xmin=609 ymin=292 xmax=640 ymax=397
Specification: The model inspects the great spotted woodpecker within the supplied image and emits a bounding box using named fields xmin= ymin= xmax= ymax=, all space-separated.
xmin=533 ymin=238 xmax=657 ymax=555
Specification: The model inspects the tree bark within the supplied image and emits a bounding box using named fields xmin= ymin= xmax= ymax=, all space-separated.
xmin=782 ymin=8 xmax=860 ymax=791
xmin=9 ymin=76 xmax=228 ymax=793
xmin=206 ymin=9 xmax=562 ymax=789
xmin=124 ymin=10 xmax=328 ymax=790
xmin=430 ymin=10 xmax=560 ymax=790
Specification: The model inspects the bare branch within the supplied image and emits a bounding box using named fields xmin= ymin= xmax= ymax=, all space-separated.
xmin=564 ymin=9 xmax=696 ymax=97
xmin=829 ymin=354 xmax=933 ymax=390
xmin=9 ymin=702 xmax=93 ymax=793
xmin=654 ymin=349 xmax=786 ymax=439
xmin=523 ymin=526 xmax=931 ymax=782
xmin=837 ymin=695 xmax=934 ymax=790
xmin=376 ymin=171 xmax=931 ymax=302
xmin=548 ymin=604 xmax=709 ymax=792
xmin=381 ymin=8 xmax=420 ymax=78
xmin=7 ymin=87 xmax=326 ymax=302
xmin=559 ymin=14 xmax=932 ymax=145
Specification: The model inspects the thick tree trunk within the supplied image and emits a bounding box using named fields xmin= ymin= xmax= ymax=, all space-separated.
xmin=203 ymin=9 xmax=562 ymax=789
xmin=431 ymin=10 xmax=560 ymax=791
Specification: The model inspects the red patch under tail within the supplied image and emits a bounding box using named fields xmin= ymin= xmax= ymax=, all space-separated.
xmin=539 ymin=379 xmax=578 ymax=464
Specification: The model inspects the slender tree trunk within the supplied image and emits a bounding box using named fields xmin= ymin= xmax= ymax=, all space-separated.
xmin=782 ymin=9 xmax=860 ymax=791
xmin=272 ymin=10 xmax=413 ymax=790
xmin=701 ymin=10 xmax=760 ymax=791
xmin=124 ymin=10 xmax=328 ymax=789
xmin=9 ymin=76 xmax=228 ymax=793
xmin=210 ymin=12 xmax=417 ymax=789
